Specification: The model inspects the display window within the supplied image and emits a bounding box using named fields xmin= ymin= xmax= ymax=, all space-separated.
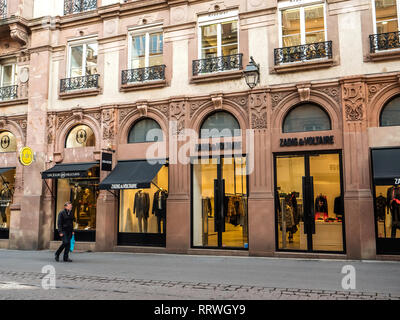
xmin=0 ymin=168 xmax=15 ymax=239
xmin=119 ymin=165 xmax=168 ymax=236
xmin=192 ymin=156 xmax=248 ymax=249
xmin=274 ymin=151 xmax=345 ymax=253
xmin=54 ymin=165 xmax=99 ymax=242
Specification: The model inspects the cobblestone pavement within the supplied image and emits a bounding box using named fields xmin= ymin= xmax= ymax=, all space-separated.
xmin=0 ymin=269 xmax=399 ymax=300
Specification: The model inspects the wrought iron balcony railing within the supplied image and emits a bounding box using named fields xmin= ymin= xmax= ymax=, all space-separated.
xmin=274 ymin=41 xmax=332 ymax=65
xmin=369 ymin=31 xmax=400 ymax=53
xmin=64 ymin=0 xmax=97 ymax=15
xmin=121 ymin=65 xmax=166 ymax=85
xmin=0 ymin=0 xmax=7 ymax=19
xmin=192 ymin=53 xmax=243 ymax=76
xmin=60 ymin=74 xmax=99 ymax=93
xmin=0 ymin=85 xmax=18 ymax=101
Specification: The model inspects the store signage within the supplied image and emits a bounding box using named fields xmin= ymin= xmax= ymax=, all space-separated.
xmin=19 ymin=147 xmax=34 ymax=166
xmin=395 ymin=178 xmax=400 ymax=185
xmin=44 ymin=172 xmax=82 ymax=179
xmin=111 ymin=184 xmax=137 ymax=190
xmin=101 ymin=152 xmax=113 ymax=171
xmin=196 ymin=142 xmax=242 ymax=152
xmin=280 ymin=136 xmax=334 ymax=147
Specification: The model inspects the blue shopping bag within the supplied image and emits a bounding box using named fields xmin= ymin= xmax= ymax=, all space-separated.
xmin=70 ymin=234 xmax=75 ymax=252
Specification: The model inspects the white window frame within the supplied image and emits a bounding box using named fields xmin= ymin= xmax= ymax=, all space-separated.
xmin=197 ymin=10 xmax=239 ymax=59
xmin=371 ymin=0 xmax=400 ymax=34
xmin=127 ymin=24 xmax=164 ymax=70
xmin=67 ymin=36 xmax=98 ymax=78
xmin=278 ymin=0 xmax=327 ymax=48
xmin=0 ymin=63 xmax=16 ymax=87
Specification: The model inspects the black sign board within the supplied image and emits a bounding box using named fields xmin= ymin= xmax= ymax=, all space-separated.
xmin=280 ymin=136 xmax=334 ymax=147
xmin=101 ymin=152 xmax=113 ymax=171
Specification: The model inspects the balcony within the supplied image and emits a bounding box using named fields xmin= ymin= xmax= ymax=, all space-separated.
xmin=59 ymin=74 xmax=100 ymax=99
xmin=0 ymin=0 xmax=6 ymax=19
xmin=369 ymin=31 xmax=400 ymax=53
xmin=192 ymin=54 xmax=243 ymax=76
xmin=121 ymin=65 xmax=167 ymax=91
xmin=64 ymin=0 xmax=97 ymax=15
xmin=0 ymin=85 xmax=17 ymax=101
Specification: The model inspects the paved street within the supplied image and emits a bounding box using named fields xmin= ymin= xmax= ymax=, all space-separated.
xmin=0 ymin=249 xmax=399 ymax=300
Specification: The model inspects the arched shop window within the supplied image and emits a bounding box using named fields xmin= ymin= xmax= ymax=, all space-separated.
xmin=380 ymin=96 xmax=400 ymax=127
xmin=128 ymin=118 xmax=163 ymax=143
xmin=65 ymin=125 xmax=95 ymax=148
xmin=200 ymin=111 xmax=241 ymax=138
xmin=0 ymin=131 xmax=17 ymax=153
xmin=283 ymin=103 xmax=331 ymax=133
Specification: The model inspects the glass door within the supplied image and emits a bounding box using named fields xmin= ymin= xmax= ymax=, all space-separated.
xmin=275 ymin=151 xmax=344 ymax=252
xmin=192 ymin=156 xmax=248 ymax=249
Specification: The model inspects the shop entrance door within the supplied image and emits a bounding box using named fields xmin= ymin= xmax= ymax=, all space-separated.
xmin=275 ymin=151 xmax=345 ymax=253
xmin=192 ymin=157 xmax=248 ymax=249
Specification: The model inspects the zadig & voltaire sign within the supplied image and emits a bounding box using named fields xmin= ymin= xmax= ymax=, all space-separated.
xmin=280 ymin=135 xmax=334 ymax=147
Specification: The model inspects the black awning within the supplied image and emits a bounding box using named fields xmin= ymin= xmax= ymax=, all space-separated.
xmin=99 ymin=160 xmax=165 ymax=190
xmin=41 ymin=162 xmax=98 ymax=179
xmin=371 ymin=148 xmax=400 ymax=185
xmin=0 ymin=167 xmax=15 ymax=175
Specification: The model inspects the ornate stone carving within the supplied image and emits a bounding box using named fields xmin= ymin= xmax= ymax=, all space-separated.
xmin=170 ymin=101 xmax=186 ymax=135
xmin=72 ymin=108 xmax=84 ymax=121
xmin=119 ymin=108 xmax=135 ymax=124
xmin=17 ymin=119 xmax=27 ymax=138
xmin=102 ymin=109 xmax=115 ymax=140
xmin=189 ymin=100 xmax=208 ymax=118
xmin=137 ymin=104 xmax=148 ymax=117
xmin=9 ymin=23 xmax=29 ymax=46
xmin=152 ymin=104 xmax=169 ymax=118
xmin=56 ymin=114 xmax=70 ymax=129
xmin=271 ymin=91 xmax=292 ymax=109
xmin=212 ymin=97 xmax=223 ymax=110
xmin=250 ymin=93 xmax=267 ymax=129
xmin=320 ymin=86 xmax=341 ymax=104
xmin=343 ymin=83 xmax=365 ymax=122
xmin=47 ymin=114 xmax=56 ymax=145
xmin=368 ymin=83 xmax=387 ymax=101
xmin=227 ymin=95 xmax=249 ymax=112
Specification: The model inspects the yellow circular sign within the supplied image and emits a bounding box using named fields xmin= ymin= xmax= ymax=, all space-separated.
xmin=19 ymin=147 xmax=34 ymax=166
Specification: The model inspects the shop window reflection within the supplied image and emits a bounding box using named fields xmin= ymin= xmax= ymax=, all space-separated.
xmin=65 ymin=125 xmax=96 ymax=148
xmin=375 ymin=185 xmax=400 ymax=239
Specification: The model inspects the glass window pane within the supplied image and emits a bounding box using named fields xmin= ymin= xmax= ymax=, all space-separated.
xmin=70 ymin=45 xmax=83 ymax=77
xmin=2 ymin=65 xmax=13 ymax=86
xmin=132 ymin=35 xmax=146 ymax=68
xmin=375 ymin=0 xmax=398 ymax=33
xmin=380 ymin=96 xmax=400 ymax=126
xmin=201 ymin=24 xmax=218 ymax=57
xmin=85 ymin=43 xmax=98 ymax=76
xmin=283 ymin=104 xmax=331 ymax=133
xmin=65 ymin=125 xmax=96 ymax=148
xmin=375 ymin=185 xmax=400 ymax=239
xmin=282 ymin=8 xmax=301 ymax=46
xmin=149 ymin=32 xmax=163 ymax=66
xmin=200 ymin=111 xmax=241 ymax=138
xmin=128 ymin=119 xmax=163 ymax=143
xmin=221 ymin=44 xmax=238 ymax=56
xmin=221 ymin=21 xmax=238 ymax=47
xmin=305 ymin=5 xmax=325 ymax=43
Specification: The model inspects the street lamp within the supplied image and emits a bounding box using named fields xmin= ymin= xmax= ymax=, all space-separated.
xmin=243 ymin=56 xmax=260 ymax=89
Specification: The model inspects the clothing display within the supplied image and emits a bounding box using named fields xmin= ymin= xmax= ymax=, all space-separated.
xmin=334 ymin=196 xmax=344 ymax=218
xmin=278 ymin=193 xmax=299 ymax=242
xmin=387 ymin=186 xmax=400 ymax=238
xmin=202 ymin=197 xmax=212 ymax=218
xmin=375 ymin=195 xmax=387 ymax=222
xmin=315 ymin=194 xmax=328 ymax=221
xmin=133 ymin=190 xmax=150 ymax=233
xmin=152 ymin=189 xmax=168 ymax=233
xmin=0 ymin=184 xmax=12 ymax=226
xmin=224 ymin=195 xmax=246 ymax=227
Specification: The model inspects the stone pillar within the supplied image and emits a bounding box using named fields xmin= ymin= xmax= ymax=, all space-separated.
xmin=247 ymin=91 xmax=275 ymax=256
xmin=341 ymin=77 xmax=376 ymax=259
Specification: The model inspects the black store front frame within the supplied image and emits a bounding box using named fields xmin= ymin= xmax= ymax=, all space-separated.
xmin=274 ymin=150 xmax=346 ymax=254
xmin=371 ymin=147 xmax=400 ymax=255
xmin=42 ymin=162 xmax=100 ymax=242
xmin=100 ymin=159 xmax=168 ymax=247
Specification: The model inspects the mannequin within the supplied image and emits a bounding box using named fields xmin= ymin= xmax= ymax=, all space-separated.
xmin=134 ymin=189 xmax=150 ymax=233
xmin=388 ymin=185 xmax=400 ymax=238
xmin=0 ymin=182 xmax=11 ymax=227
xmin=70 ymin=183 xmax=82 ymax=223
xmin=152 ymin=188 xmax=168 ymax=233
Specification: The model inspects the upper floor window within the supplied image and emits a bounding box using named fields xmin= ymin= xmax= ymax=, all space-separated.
xmin=283 ymin=103 xmax=331 ymax=133
xmin=68 ymin=41 xmax=98 ymax=78
xmin=129 ymin=29 xmax=163 ymax=69
xmin=373 ymin=0 xmax=399 ymax=34
xmin=65 ymin=125 xmax=95 ymax=148
xmin=380 ymin=96 xmax=400 ymax=127
xmin=279 ymin=1 xmax=326 ymax=47
xmin=198 ymin=10 xmax=238 ymax=59
xmin=64 ymin=0 xmax=97 ymax=15
xmin=0 ymin=63 xmax=16 ymax=87
xmin=128 ymin=118 xmax=163 ymax=143
xmin=0 ymin=0 xmax=7 ymax=19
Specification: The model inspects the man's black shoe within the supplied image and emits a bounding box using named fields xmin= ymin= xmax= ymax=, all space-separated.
xmin=55 ymin=255 xmax=59 ymax=262
xmin=63 ymin=259 xmax=73 ymax=262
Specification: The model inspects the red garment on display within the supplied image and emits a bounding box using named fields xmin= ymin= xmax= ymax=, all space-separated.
xmin=315 ymin=212 xmax=328 ymax=220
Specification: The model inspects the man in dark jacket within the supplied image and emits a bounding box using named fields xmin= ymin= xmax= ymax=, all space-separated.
xmin=55 ymin=201 xmax=74 ymax=262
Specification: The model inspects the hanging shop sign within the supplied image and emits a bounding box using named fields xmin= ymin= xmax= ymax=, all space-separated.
xmin=19 ymin=147 xmax=34 ymax=166
xmin=196 ymin=141 xmax=242 ymax=152
xmin=280 ymin=136 xmax=334 ymax=147
xmin=101 ymin=152 xmax=113 ymax=171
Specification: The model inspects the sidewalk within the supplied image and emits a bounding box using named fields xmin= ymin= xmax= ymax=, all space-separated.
xmin=0 ymin=249 xmax=399 ymax=300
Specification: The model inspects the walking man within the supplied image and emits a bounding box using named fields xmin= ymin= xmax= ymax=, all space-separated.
xmin=55 ymin=201 xmax=74 ymax=262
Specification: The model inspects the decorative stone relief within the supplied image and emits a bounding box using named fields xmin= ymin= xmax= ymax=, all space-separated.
xmin=56 ymin=114 xmax=70 ymax=129
xmin=47 ymin=114 xmax=56 ymax=145
xmin=137 ymin=104 xmax=148 ymax=117
xmin=9 ymin=23 xmax=29 ymax=46
xmin=102 ymin=109 xmax=115 ymax=140
xmin=319 ymin=86 xmax=341 ymax=104
xmin=189 ymin=100 xmax=208 ymax=118
xmin=368 ymin=83 xmax=388 ymax=101
xmin=297 ymin=84 xmax=311 ymax=102
xmin=17 ymin=119 xmax=27 ymax=138
xmin=227 ymin=95 xmax=248 ymax=112
xmin=271 ymin=91 xmax=292 ymax=109
xmin=250 ymin=93 xmax=267 ymax=129
xmin=343 ymin=83 xmax=365 ymax=122
xmin=119 ymin=108 xmax=135 ymax=124
xmin=170 ymin=101 xmax=186 ymax=135
xmin=152 ymin=104 xmax=169 ymax=118
xmin=212 ymin=97 xmax=223 ymax=110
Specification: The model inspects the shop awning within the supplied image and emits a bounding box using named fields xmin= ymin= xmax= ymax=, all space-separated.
xmin=0 ymin=167 xmax=15 ymax=175
xmin=99 ymin=160 xmax=165 ymax=190
xmin=41 ymin=162 xmax=98 ymax=179
xmin=371 ymin=148 xmax=400 ymax=185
